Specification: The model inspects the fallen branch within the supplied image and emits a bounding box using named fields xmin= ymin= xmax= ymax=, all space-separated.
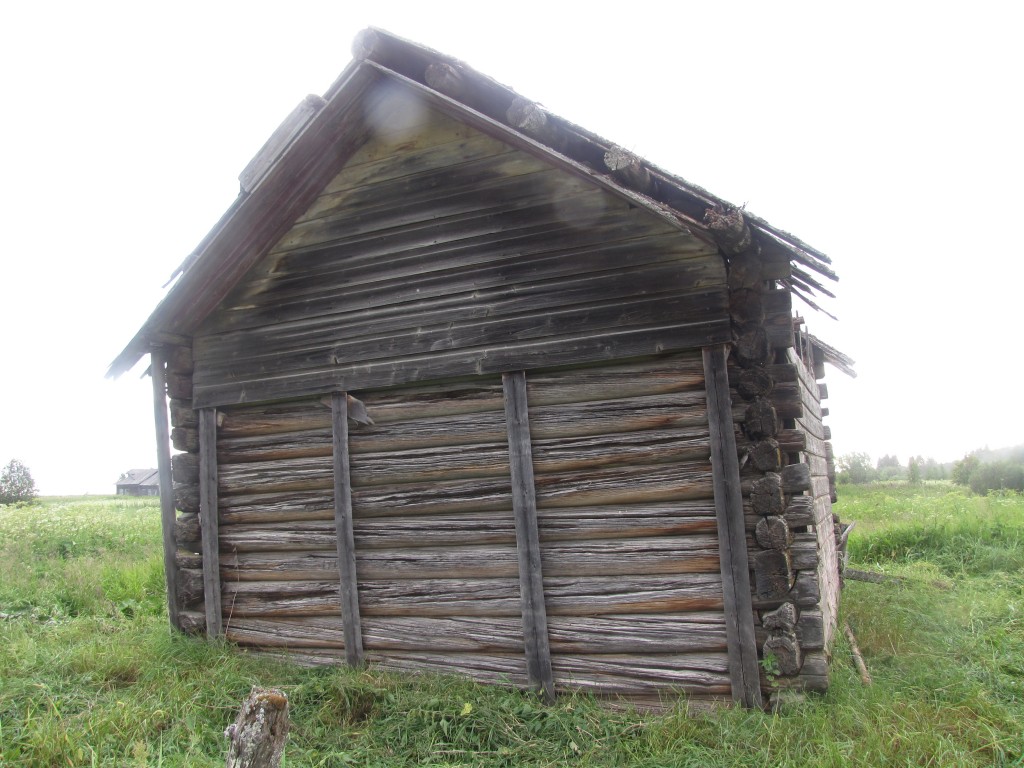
xmin=844 ymin=622 xmax=872 ymax=685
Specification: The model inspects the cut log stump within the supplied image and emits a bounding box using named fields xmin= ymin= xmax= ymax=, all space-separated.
xmin=225 ymin=687 xmax=289 ymax=768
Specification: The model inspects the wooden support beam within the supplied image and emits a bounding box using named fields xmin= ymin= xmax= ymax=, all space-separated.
xmin=702 ymin=345 xmax=763 ymax=708
xmin=331 ymin=393 xmax=364 ymax=667
xmin=150 ymin=346 xmax=180 ymax=630
xmin=199 ymin=408 xmax=223 ymax=637
xmin=502 ymin=371 xmax=556 ymax=703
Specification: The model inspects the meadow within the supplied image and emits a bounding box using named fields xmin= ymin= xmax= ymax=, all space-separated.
xmin=1 ymin=486 xmax=1021 ymax=767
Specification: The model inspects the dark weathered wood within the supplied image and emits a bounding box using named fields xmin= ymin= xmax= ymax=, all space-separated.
xmin=749 ymin=438 xmax=782 ymax=471
xmin=424 ymin=61 xmax=469 ymax=100
xmin=733 ymin=326 xmax=770 ymax=367
xmin=166 ymin=373 xmax=193 ymax=400
xmin=503 ymin=371 xmax=555 ymax=702
xmin=783 ymin=495 xmax=815 ymax=527
xmin=705 ymin=204 xmax=752 ymax=256
xmin=225 ymin=687 xmax=289 ymax=768
xmin=177 ymin=567 xmax=204 ymax=605
xmin=761 ymin=602 xmax=797 ymax=632
xmin=171 ymin=426 xmax=200 ymax=453
xmin=753 ymin=550 xmax=794 ymax=600
xmin=174 ymin=481 xmax=200 ymax=514
xmin=755 ymin=516 xmax=792 ymax=551
xmin=763 ymin=632 xmax=802 ymax=676
xmin=751 ymin=472 xmax=785 ymax=516
xmin=169 ymin=398 xmax=198 ymax=428
xmin=743 ymin=398 xmax=778 ymax=439
xmin=781 ymin=463 xmax=812 ymax=492
xmin=603 ymin=146 xmax=653 ymax=194
xmin=172 ymin=451 xmax=200 ymax=485
xmin=702 ymin=345 xmax=762 ymax=708
xmin=178 ymin=610 xmax=206 ymax=635
xmin=199 ymin=408 xmax=223 ymax=637
xmin=736 ymin=367 xmax=774 ymax=400
xmin=165 ymin=344 xmax=194 ymax=375
xmin=175 ymin=512 xmax=201 ymax=547
xmin=729 ymin=288 xmax=764 ymax=325
xmin=331 ymin=392 xmax=364 ymax=667
xmin=151 ymin=347 xmax=180 ymax=630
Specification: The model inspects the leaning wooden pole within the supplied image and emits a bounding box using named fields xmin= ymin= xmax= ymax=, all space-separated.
xmin=199 ymin=407 xmax=223 ymax=637
xmin=703 ymin=344 xmax=764 ymax=708
xmin=150 ymin=345 xmax=180 ymax=630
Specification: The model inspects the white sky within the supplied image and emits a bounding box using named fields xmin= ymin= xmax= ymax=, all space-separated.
xmin=1 ymin=1 xmax=1021 ymax=494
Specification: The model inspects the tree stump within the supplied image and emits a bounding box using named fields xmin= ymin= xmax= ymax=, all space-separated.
xmin=225 ymin=687 xmax=289 ymax=768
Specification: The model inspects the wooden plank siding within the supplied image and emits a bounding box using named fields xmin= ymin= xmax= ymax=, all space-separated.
xmin=192 ymin=88 xmax=727 ymax=409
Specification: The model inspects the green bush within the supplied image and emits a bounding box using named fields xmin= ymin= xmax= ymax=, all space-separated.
xmin=0 ymin=459 xmax=37 ymax=504
xmin=968 ymin=461 xmax=1024 ymax=495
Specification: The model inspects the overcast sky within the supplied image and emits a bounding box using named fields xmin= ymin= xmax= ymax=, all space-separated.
xmin=1 ymin=1 xmax=1021 ymax=494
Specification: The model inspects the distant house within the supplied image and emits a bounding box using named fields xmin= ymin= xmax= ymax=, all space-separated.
xmin=116 ymin=469 xmax=160 ymax=496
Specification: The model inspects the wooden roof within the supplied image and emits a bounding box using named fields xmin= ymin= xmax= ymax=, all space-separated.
xmin=116 ymin=468 xmax=159 ymax=487
xmin=108 ymin=28 xmax=838 ymax=379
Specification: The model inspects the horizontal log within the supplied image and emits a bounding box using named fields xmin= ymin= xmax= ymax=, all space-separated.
xmin=166 ymin=373 xmax=193 ymax=400
xmin=219 ymin=455 xmax=333 ymax=496
xmin=219 ymin=536 xmax=721 ymax=581
xmin=218 ymin=490 xmax=335 ymax=525
xmin=217 ymin=428 xmax=333 ymax=464
xmin=168 ymin=399 xmax=196 ymax=430
xmin=165 ymin=344 xmax=194 ymax=375
xmin=177 ymin=567 xmax=204 ymax=606
xmin=752 ymin=570 xmax=820 ymax=611
xmin=175 ymin=513 xmax=201 ymax=546
xmin=755 ymin=609 xmax=824 ymax=651
xmin=223 ymin=574 xmax=725 ymax=618
xmin=783 ymin=496 xmax=815 ymax=527
xmin=781 ymin=463 xmax=812 ymax=492
xmin=219 ymin=504 xmax=720 ymax=552
xmin=171 ymin=452 xmax=199 ymax=485
xmin=223 ymin=613 xmax=728 ymax=654
xmin=171 ymin=427 xmax=199 ymax=453
xmin=551 ymin=652 xmax=732 ymax=695
xmin=217 ymin=400 xmax=332 ymax=438
xmin=174 ymin=482 xmax=200 ymax=514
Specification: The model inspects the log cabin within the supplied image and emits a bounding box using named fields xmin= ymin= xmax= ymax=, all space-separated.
xmin=108 ymin=28 xmax=853 ymax=710
xmin=115 ymin=468 xmax=160 ymax=496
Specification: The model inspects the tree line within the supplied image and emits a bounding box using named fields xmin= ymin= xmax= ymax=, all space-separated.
xmin=837 ymin=445 xmax=1024 ymax=494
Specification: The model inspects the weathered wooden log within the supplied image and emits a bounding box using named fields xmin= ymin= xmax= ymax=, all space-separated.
xmin=783 ymin=495 xmax=814 ymax=527
xmin=171 ymin=426 xmax=199 ymax=453
xmin=218 ymin=536 xmax=722 ymax=582
xmin=506 ymin=98 xmax=565 ymax=151
xmin=217 ymin=504 xmax=720 ymax=552
xmin=781 ymin=463 xmax=812 ymax=493
xmin=604 ymin=146 xmax=653 ymax=194
xmin=424 ymin=61 xmax=469 ymax=100
xmin=844 ymin=622 xmax=872 ymax=685
xmin=165 ymin=344 xmax=194 ymax=375
xmin=751 ymin=472 xmax=784 ymax=516
xmin=761 ymin=602 xmax=797 ymax=632
xmin=726 ymin=252 xmax=763 ymax=291
xmin=736 ymin=368 xmax=774 ymax=402
xmin=176 ymin=551 xmax=203 ymax=570
xmin=729 ymin=289 xmax=764 ymax=325
xmin=743 ymin=398 xmax=778 ymax=440
xmin=175 ymin=481 xmax=200 ymax=514
xmin=225 ymin=687 xmax=289 ymax=768
xmin=733 ymin=326 xmax=771 ymax=368
xmin=166 ymin=373 xmax=193 ymax=401
xmin=755 ymin=516 xmax=792 ymax=551
xmin=753 ymin=549 xmax=794 ymax=600
xmin=171 ymin=452 xmax=200 ymax=485
xmin=169 ymin=398 xmax=198 ymax=428
xmin=705 ymin=204 xmax=752 ymax=256
xmin=177 ymin=567 xmax=204 ymax=606
xmin=178 ymin=610 xmax=206 ymax=635
xmin=175 ymin=513 xmax=201 ymax=546
xmin=749 ymin=438 xmax=782 ymax=471
xmin=756 ymin=608 xmax=823 ymax=650
xmin=764 ymin=632 xmax=802 ymax=676
xmin=774 ymin=428 xmax=806 ymax=454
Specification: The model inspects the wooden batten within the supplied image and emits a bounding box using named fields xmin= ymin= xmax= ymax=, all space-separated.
xmin=331 ymin=393 xmax=364 ymax=667
xmin=702 ymin=345 xmax=762 ymax=708
xmin=502 ymin=371 xmax=555 ymax=703
xmin=151 ymin=347 xmax=180 ymax=630
xmin=199 ymin=408 xmax=223 ymax=637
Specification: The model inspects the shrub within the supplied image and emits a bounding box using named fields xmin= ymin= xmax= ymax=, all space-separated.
xmin=0 ymin=459 xmax=37 ymax=504
xmin=968 ymin=461 xmax=1024 ymax=495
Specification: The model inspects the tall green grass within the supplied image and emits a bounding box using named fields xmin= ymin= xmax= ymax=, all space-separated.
xmin=1 ymin=490 xmax=1022 ymax=766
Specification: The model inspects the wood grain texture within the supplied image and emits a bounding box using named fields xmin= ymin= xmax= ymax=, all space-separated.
xmin=702 ymin=344 xmax=763 ymax=708
xmin=331 ymin=393 xmax=364 ymax=666
xmin=503 ymin=371 xmax=555 ymax=701
xmin=199 ymin=408 xmax=223 ymax=637
xmin=150 ymin=347 xmax=180 ymax=630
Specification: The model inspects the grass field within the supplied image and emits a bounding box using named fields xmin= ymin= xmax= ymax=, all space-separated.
xmin=1 ymin=486 xmax=1022 ymax=767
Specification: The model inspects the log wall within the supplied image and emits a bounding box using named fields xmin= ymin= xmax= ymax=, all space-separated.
xmin=212 ymin=352 xmax=733 ymax=703
xmin=191 ymin=85 xmax=728 ymax=408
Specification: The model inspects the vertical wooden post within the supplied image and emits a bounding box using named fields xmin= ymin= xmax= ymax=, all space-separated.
xmin=502 ymin=371 xmax=555 ymax=703
xmin=150 ymin=346 xmax=180 ymax=630
xmin=702 ymin=345 xmax=764 ymax=708
xmin=331 ymin=392 xmax=364 ymax=666
xmin=199 ymin=407 xmax=223 ymax=637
